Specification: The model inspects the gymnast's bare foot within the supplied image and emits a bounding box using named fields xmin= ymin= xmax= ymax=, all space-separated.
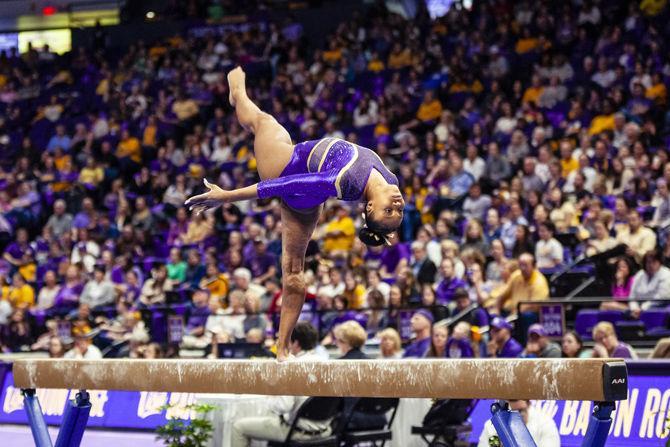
xmin=276 ymin=349 xmax=291 ymax=362
xmin=227 ymin=66 xmax=246 ymax=107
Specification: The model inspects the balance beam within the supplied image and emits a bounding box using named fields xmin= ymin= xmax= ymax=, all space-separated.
xmin=12 ymin=358 xmax=628 ymax=401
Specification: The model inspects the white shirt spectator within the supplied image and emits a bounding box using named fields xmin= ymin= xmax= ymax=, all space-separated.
xmin=464 ymin=157 xmax=486 ymax=181
xmin=71 ymin=240 xmax=100 ymax=273
xmin=37 ymin=286 xmax=58 ymax=310
xmin=629 ymin=266 xmax=670 ymax=310
xmin=477 ymin=406 xmax=560 ymax=447
xmin=535 ymin=238 xmax=564 ymax=269
xmin=65 ymin=344 xmax=103 ymax=359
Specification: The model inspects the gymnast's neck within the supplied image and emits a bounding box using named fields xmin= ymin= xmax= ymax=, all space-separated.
xmin=363 ymin=168 xmax=398 ymax=201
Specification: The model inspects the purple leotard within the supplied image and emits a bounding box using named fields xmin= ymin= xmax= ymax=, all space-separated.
xmin=257 ymin=138 xmax=398 ymax=209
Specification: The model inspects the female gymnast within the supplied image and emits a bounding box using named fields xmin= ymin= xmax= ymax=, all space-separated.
xmin=185 ymin=67 xmax=404 ymax=360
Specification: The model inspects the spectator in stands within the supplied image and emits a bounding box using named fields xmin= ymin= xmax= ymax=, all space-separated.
xmin=601 ymin=257 xmax=636 ymax=310
xmin=139 ymin=264 xmax=173 ymax=307
xmin=495 ymin=253 xmax=549 ymax=315
xmin=403 ymin=309 xmax=433 ymax=358
xmin=71 ymin=228 xmax=100 ymax=274
xmin=449 ymin=288 xmax=488 ymax=328
xmin=167 ymin=248 xmax=187 ymax=284
xmin=477 ymin=399 xmax=559 ymax=447
xmin=445 ymin=321 xmax=475 ymax=358
xmin=425 ymin=323 xmax=448 ymax=358
xmin=561 ymin=330 xmax=590 ymax=358
xmin=343 ymin=271 xmax=366 ymax=310
xmin=3 ymin=228 xmax=35 ymax=281
xmin=232 ymin=268 xmax=266 ymax=298
xmin=522 ymin=324 xmax=561 ymax=358
xmin=651 ymin=178 xmax=670 ymax=227
xmin=586 ymin=219 xmax=618 ymax=256
xmin=80 ymin=266 xmax=116 ymax=310
xmin=45 ymin=200 xmax=73 ymax=239
xmin=463 ymin=183 xmax=491 ymax=222
xmin=410 ymin=241 xmax=437 ymax=286
xmin=8 ymin=272 xmax=35 ymax=309
xmin=535 ymin=222 xmax=563 ymax=269
xmin=2 ymin=309 xmax=34 ymax=352
xmin=377 ymin=328 xmax=402 ymax=359
xmin=53 ymin=264 xmax=84 ymax=313
xmin=243 ymin=238 xmax=277 ymax=284
xmin=243 ymin=292 xmax=268 ymax=335
xmin=64 ymin=329 xmax=102 ymax=360
xmin=323 ymin=203 xmax=356 ymax=257
xmin=486 ymin=239 xmax=508 ymax=283
xmin=222 ymin=290 xmax=246 ymax=341
xmin=511 ymin=224 xmax=534 ymax=259
xmin=36 ymin=270 xmax=59 ymax=310
xmin=616 ymin=210 xmax=657 ymax=263
xmin=629 ymin=249 xmax=670 ymax=316
xmin=231 ymin=322 xmax=332 ymax=446
xmin=592 ymin=322 xmax=638 ymax=359
xmin=184 ymin=249 xmax=206 ymax=289
xmin=435 ymin=258 xmax=467 ymax=304
xmin=487 ymin=317 xmax=522 ymax=358
xmin=48 ymin=337 xmax=66 ymax=358
xmin=334 ymin=320 xmax=368 ymax=359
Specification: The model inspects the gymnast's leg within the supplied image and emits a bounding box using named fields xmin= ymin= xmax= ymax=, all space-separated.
xmin=276 ymin=202 xmax=321 ymax=361
xmin=227 ymin=67 xmax=293 ymax=180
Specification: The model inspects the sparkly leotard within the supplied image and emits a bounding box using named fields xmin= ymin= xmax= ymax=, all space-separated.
xmin=257 ymin=138 xmax=399 ymax=209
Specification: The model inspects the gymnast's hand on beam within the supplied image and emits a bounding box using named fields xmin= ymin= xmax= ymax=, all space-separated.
xmin=185 ymin=179 xmax=228 ymax=215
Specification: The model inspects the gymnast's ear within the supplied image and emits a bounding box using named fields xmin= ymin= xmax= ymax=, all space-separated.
xmin=358 ymin=227 xmax=387 ymax=247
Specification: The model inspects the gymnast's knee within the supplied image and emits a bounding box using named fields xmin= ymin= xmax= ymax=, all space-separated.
xmin=283 ymin=272 xmax=305 ymax=297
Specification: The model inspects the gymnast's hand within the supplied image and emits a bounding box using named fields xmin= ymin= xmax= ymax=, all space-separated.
xmin=185 ymin=179 xmax=228 ymax=215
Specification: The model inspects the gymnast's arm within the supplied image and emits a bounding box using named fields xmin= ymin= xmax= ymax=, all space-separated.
xmin=187 ymin=171 xmax=338 ymax=208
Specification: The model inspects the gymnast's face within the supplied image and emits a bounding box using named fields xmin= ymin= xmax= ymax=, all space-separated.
xmin=366 ymin=187 xmax=405 ymax=230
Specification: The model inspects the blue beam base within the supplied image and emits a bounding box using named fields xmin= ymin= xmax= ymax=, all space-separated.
xmin=490 ymin=401 xmax=538 ymax=447
xmin=54 ymin=390 xmax=91 ymax=447
xmin=22 ymin=388 xmax=53 ymax=447
xmin=580 ymin=401 xmax=615 ymax=447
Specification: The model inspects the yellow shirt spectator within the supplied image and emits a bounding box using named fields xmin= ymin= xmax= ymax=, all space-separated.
xmin=515 ymin=37 xmax=539 ymax=54
xmin=560 ymin=157 xmax=579 ymax=178
xmin=388 ymin=48 xmax=412 ymax=69
xmin=344 ymin=284 xmax=367 ymax=309
xmin=9 ymin=283 xmax=35 ymax=308
xmin=522 ymin=86 xmax=544 ymax=105
xmin=495 ymin=268 xmax=549 ymax=314
xmin=79 ymin=166 xmax=104 ymax=186
xmin=323 ymin=48 xmax=343 ymax=64
xmin=143 ymin=123 xmax=158 ymax=147
xmin=172 ymin=98 xmax=199 ymax=121
xmin=588 ymin=114 xmax=615 ymax=135
xmin=367 ymin=58 xmax=385 ymax=73
xmin=117 ymin=133 xmax=142 ymax=163
xmin=417 ymin=93 xmax=443 ymax=123
xmin=646 ymin=82 xmax=667 ymax=105
xmin=323 ymin=213 xmax=356 ymax=254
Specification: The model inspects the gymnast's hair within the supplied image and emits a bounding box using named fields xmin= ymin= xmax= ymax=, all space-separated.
xmin=358 ymin=210 xmax=396 ymax=247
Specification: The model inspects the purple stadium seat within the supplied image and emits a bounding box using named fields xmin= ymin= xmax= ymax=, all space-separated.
xmin=640 ymin=309 xmax=670 ymax=336
xmin=574 ymin=309 xmax=599 ymax=339
xmin=597 ymin=310 xmax=625 ymax=325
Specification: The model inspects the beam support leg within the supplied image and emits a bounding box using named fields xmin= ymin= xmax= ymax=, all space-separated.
xmin=22 ymin=388 xmax=53 ymax=447
xmin=55 ymin=390 xmax=91 ymax=447
xmin=490 ymin=401 xmax=537 ymax=447
xmin=580 ymin=401 xmax=615 ymax=447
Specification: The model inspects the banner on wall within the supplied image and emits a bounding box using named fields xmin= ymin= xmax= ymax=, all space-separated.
xmin=0 ymin=370 xmax=197 ymax=429
xmin=467 ymin=373 xmax=670 ymax=446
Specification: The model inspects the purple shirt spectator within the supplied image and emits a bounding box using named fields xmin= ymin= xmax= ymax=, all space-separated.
xmin=435 ymin=276 xmax=467 ymax=304
xmin=403 ymin=336 xmax=431 ymax=358
xmin=497 ymin=337 xmax=523 ymax=358
xmin=446 ymin=337 xmax=474 ymax=358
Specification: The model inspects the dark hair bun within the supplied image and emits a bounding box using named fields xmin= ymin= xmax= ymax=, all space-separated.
xmin=358 ymin=228 xmax=387 ymax=247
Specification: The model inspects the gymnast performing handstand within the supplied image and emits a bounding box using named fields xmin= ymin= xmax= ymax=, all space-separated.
xmin=185 ymin=67 xmax=404 ymax=360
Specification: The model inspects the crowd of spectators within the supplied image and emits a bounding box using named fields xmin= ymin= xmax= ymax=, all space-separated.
xmin=0 ymin=0 xmax=668 ymax=360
